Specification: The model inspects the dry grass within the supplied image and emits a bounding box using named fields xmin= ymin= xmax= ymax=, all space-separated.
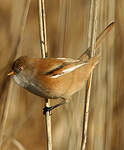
xmin=0 ymin=0 xmax=122 ymax=150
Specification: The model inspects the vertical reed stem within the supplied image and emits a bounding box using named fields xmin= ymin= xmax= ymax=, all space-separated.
xmin=38 ymin=0 xmax=52 ymax=150
xmin=0 ymin=0 xmax=31 ymax=148
xmin=81 ymin=0 xmax=99 ymax=149
xmin=38 ymin=0 xmax=48 ymax=58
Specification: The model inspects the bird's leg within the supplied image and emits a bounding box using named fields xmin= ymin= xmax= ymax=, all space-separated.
xmin=43 ymin=100 xmax=65 ymax=115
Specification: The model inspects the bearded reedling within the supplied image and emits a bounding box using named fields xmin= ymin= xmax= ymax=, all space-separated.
xmin=8 ymin=22 xmax=114 ymax=114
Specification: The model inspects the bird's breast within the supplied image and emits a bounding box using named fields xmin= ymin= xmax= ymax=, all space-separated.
xmin=13 ymin=74 xmax=60 ymax=99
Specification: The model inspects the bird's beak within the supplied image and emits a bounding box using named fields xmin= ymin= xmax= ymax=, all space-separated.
xmin=8 ymin=71 xmax=15 ymax=76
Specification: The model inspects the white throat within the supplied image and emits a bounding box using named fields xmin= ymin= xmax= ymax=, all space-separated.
xmin=13 ymin=75 xmax=26 ymax=88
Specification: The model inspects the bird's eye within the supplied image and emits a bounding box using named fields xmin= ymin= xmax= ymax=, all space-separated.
xmin=18 ymin=66 xmax=23 ymax=71
xmin=12 ymin=57 xmax=25 ymax=74
xmin=14 ymin=65 xmax=23 ymax=74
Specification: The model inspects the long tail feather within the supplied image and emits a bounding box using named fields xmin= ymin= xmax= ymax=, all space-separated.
xmin=95 ymin=22 xmax=115 ymax=48
xmin=89 ymin=53 xmax=101 ymax=68
xmin=79 ymin=22 xmax=115 ymax=61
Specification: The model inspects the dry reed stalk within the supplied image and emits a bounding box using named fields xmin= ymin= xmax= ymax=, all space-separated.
xmin=12 ymin=139 xmax=26 ymax=150
xmin=0 ymin=0 xmax=30 ymax=148
xmin=38 ymin=0 xmax=52 ymax=150
xmin=81 ymin=0 xmax=99 ymax=149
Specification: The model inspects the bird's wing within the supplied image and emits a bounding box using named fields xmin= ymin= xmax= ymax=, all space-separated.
xmin=48 ymin=62 xmax=87 ymax=78
xmin=37 ymin=58 xmax=87 ymax=78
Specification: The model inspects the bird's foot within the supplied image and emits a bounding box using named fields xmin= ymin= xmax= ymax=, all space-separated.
xmin=43 ymin=106 xmax=53 ymax=115
xmin=43 ymin=100 xmax=65 ymax=115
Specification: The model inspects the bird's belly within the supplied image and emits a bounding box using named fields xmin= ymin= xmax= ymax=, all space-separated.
xmin=13 ymin=66 xmax=90 ymax=99
xmin=24 ymin=81 xmax=61 ymax=99
xmin=13 ymin=75 xmax=58 ymax=99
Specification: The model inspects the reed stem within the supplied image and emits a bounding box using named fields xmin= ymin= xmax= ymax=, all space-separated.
xmin=38 ymin=0 xmax=52 ymax=150
xmin=81 ymin=0 xmax=99 ymax=149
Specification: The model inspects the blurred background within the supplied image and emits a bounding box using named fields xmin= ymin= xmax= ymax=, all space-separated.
xmin=0 ymin=0 xmax=122 ymax=150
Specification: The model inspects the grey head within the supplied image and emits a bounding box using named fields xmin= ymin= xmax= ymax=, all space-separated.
xmin=10 ymin=56 xmax=32 ymax=88
xmin=10 ymin=56 xmax=46 ymax=98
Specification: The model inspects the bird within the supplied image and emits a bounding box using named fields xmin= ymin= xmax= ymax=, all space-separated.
xmin=8 ymin=52 xmax=99 ymax=112
xmin=8 ymin=22 xmax=114 ymax=114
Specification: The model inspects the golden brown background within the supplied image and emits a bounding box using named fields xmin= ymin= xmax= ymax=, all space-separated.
xmin=0 ymin=0 xmax=122 ymax=150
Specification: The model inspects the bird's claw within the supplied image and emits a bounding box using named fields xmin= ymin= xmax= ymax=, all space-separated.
xmin=43 ymin=100 xmax=65 ymax=115
xmin=43 ymin=106 xmax=52 ymax=115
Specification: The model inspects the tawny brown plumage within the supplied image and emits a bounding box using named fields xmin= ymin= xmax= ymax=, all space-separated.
xmin=8 ymin=22 xmax=114 ymax=113
xmin=9 ymin=54 xmax=99 ymax=101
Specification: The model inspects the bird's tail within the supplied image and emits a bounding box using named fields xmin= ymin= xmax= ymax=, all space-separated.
xmin=79 ymin=48 xmax=91 ymax=61
xmin=79 ymin=22 xmax=115 ymax=61
xmin=89 ymin=53 xmax=101 ymax=68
